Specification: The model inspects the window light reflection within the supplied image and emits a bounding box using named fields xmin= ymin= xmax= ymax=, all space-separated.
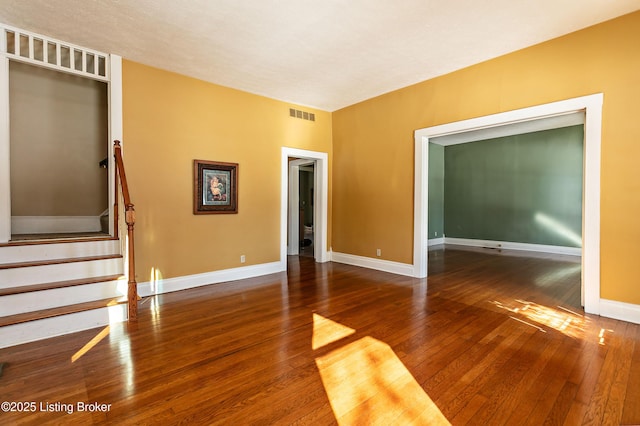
xmin=598 ymin=328 xmax=613 ymax=346
xmin=312 ymin=314 xmax=450 ymax=424
xmin=315 ymin=336 xmax=450 ymax=425
xmin=491 ymin=299 xmax=588 ymax=340
xmin=312 ymin=313 xmax=355 ymax=350
xmin=71 ymin=326 xmax=110 ymax=363
xmin=534 ymin=212 xmax=582 ymax=247
xmin=149 ymin=267 xmax=163 ymax=294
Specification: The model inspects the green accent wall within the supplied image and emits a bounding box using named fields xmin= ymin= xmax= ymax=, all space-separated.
xmin=443 ymin=125 xmax=584 ymax=247
xmin=428 ymin=143 xmax=444 ymax=239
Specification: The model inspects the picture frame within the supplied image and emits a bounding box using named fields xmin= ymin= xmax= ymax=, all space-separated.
xmin=193 ymin=160 xmax=238 ymax=214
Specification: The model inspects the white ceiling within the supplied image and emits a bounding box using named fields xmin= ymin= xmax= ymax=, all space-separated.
xmin=1 ymin=0 xmax=639 ymax=111
xmin=431 ymin=112 xmax=585 ymax=146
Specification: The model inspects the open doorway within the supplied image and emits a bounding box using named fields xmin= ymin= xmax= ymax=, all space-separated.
xmin=8 ymin=61 xmax=109 ymax=241
xmin=0 ymin=25 xmax=120 ymax=244
xmin=281 ymin=147 xmax=329 ymax=268
xmin=414 ymin=94 xmax=603 ymax=315
xmin=287 ymin=159 xmax=316 ymax=257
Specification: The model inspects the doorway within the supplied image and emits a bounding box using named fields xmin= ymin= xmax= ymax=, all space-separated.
xmin=8 ymin=61 xmax=109 ymax=240
xmin=281 ymin=147 xmax=329 ymax=268
xmin=413 ymin=94 xmax=603 ymax=315
xmin=287 ymin=160 xmax=315 ymax=257
xmin=0 ymin=25 xmax=122 ymax=244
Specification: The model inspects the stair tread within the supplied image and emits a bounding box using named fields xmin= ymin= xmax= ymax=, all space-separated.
xmin=0 ymin=296 xmax=128 ymax=327
xmin=0 ymin=235 xmax=117 ymax=247
xmin=0 ymin=254 xmax=122 ymax=270
xmin=0 ymin=274 xmax=124 ymax=296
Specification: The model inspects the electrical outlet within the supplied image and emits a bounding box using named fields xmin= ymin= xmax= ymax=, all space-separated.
xmin=240 ymin=255 xmax=246 ymax=263
xmin=376 ymin=248 xmax=381 ymax=257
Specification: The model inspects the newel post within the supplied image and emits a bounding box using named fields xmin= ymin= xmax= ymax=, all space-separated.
xmin=125 ymin=204 xmax=137 ymax=321
xmin=114 ymin=140 xmax=138 ymax=322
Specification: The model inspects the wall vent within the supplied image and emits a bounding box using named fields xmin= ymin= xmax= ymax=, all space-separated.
xmin=1 ymin=24 xmax=109 ymax=81
xmin=289 ymin=108 xmax=315 ymax=122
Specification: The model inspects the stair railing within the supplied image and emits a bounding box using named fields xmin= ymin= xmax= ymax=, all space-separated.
xmin=113 ymin=140 xmax=138 ymax=321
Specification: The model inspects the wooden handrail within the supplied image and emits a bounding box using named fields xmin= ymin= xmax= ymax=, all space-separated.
xmin=113 ymin=140 xmax=138 ymax=321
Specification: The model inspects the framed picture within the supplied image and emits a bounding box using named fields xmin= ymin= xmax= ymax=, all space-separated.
xmin=194 ymin=160 xmax=238 ymax=214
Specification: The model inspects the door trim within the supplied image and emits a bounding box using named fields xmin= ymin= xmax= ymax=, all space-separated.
xmin=281 ymin=148 xmax=329 ymax=267
xmin=414 ymin=93 xmax=603 ymax=314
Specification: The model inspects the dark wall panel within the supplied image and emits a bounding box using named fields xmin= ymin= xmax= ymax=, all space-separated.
xmin=444 ymin=125 xmax=583 ymax=247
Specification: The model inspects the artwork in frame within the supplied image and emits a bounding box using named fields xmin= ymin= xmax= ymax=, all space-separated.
xmin=193 ymin=160 xmax=238 ymax=214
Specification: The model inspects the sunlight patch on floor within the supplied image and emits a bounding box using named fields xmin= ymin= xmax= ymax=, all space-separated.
xmin=71 ymin=326 xmax=110 ymax=363
xmin=598 ymin=328 xmax=613 ymax=346
xmin=492 ymin=299 xmax=587 ymax=340
xmin=149 ymin=296 xmax=161 ymax=321
xmin=312 ymin=313 xmax=355 ymax=350
xmin=313 ymin=314 xmax=450 ymax=425
xmin=534 ymin=263 xmax=581 ymax=287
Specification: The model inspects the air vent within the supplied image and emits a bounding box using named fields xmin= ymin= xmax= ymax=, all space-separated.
xmin=289 ymin=108 xmax=315 ymax=122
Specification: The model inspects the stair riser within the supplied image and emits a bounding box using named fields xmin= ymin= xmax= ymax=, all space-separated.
xmin=0 ymin=280 xmax=125 ymax=316
xmin=0 ymin=304 xmax=128 ymax=349
xmin=0 ymin=239 xmax=121 ymax=264
xmin=0 ymin=258 xmax=124 ymax=287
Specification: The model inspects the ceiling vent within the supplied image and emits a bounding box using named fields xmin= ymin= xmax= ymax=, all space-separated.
xmin=289 ymin=108 xmax=315 ymax=122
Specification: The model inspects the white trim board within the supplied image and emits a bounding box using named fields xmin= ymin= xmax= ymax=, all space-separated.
xmin=414 ymin=93 xmax=602 ymax=315
xmin=138 ymin=261 xmax=283 ymax=297
xmin=330 ymin=251 xmax=414 ymax=277
xmin=599 ymin=299 xmax=640 ymax=325
xmin=0 ymin=53 xmax=10 ymax=243
xmin=11 ymin=216 xmax=102 ymax=234
xmin=108 ymin=54 xmax=122 ymax=237
xmin=428 ymin=237 xmax=445 ymax=246
xmin=443 ymin=237 xmax=582 ymax=257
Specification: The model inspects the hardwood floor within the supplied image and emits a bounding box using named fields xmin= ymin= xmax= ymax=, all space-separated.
xmin=1 ymin=247 xmax=639 ymax=425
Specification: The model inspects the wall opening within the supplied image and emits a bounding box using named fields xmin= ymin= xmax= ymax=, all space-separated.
xmin=414 ymin=94 xmax=602 ymax=314
xmin=429 ymin=122 xmax=584 ymax=252
xmin=9 ymin=60 xmax=109 ymax=239
xmin=281 ymin=147 xmax=329 ymax=268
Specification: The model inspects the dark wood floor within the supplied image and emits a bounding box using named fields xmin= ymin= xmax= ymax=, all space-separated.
xmin=1 ymin=247 xmax=639 ymax=425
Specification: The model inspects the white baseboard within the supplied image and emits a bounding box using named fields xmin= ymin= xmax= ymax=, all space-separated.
xmin=428 ymin=237 xmax=445 ymax=246
xmin=599 ymin=299 xmax=640 ymax=325
xmin=444 ymin=237 xmax=581 ymax=256
xmin=138 ymin=261 xmax=284 ymax=297
xmin=11 ymin=215 xmax=101 ymax=234
xmin=330 ymin=251 xmax=414 ymax=277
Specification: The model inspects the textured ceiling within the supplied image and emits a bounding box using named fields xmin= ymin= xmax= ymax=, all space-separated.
xmin=1 ymin=0 xmax=639 ymax=111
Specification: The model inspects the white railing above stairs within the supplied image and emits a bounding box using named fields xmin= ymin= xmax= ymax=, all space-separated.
xmin=1 ymin=24 xmax=109 ymax=82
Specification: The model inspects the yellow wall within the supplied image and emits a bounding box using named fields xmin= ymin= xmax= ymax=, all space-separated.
xmin=332 ymin=11 xmax=640 ymax=304
xmin=122 ymin=61 xmax=332 ymax=281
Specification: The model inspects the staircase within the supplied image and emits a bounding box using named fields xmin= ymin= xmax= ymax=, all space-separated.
xmin=0 ymin=237 xmax=129 ymax=348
